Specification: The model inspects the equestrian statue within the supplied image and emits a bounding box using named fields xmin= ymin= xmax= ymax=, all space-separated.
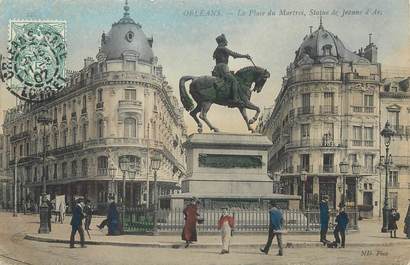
xmin=179 ymin=34 xmax=270 ymax=133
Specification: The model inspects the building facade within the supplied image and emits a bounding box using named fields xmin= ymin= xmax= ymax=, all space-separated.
xmin=2 ymin=3 xmax=187 ymax=211
xmin=380 ymin=77 xmax=410 ymax=217
xmin=257 ymin=22 xmax=381 ymax=215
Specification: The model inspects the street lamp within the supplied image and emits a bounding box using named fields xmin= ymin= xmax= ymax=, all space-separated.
xmin=150 ymin=152 xmax=161 ymax=236
xmin=339 ymin=159 xmax=349 ymax=207
xmin=380 ymin=121 xmax=395 ymax=233
xmin=300 ymin=171 xmax=308 ymax=211
xmin=37 ymin=108 xmax=52 ymax=234
xmin=118 ymin=155 xmax=139 ymax=232
xmin=108 ymin=163 xmax=117 ymax=200
xmin=272 ymin=172 xmax=281 ymax=193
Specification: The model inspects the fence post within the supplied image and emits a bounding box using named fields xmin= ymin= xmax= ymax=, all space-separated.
xmin=306 ymin=209 xmax=310 ymax=231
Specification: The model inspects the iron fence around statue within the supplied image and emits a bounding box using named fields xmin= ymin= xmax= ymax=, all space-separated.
xmin=120 ymin=207 xmax=358 ymax=234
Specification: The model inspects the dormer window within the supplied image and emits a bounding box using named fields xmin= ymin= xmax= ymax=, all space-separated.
xmin=322 ymin=44 xmax=332 ymax=56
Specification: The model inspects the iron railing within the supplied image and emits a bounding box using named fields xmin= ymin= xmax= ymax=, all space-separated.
xmin=120 ymin=207 xmax=358 ymax=233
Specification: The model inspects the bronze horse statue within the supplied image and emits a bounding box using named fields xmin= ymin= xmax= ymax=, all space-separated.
xmin=179 ymin=66 xmax=270 ymax=133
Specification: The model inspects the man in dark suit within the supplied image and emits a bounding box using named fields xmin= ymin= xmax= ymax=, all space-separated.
xmin=69 ymin=198 xmax=86 ymax=248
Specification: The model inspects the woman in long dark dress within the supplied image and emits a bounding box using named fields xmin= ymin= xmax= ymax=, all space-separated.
xmin=388 ymin=208 xmax=400 ymax=238
xmin=404 ymin=204 xmax=410 ymax=239
xmin=182 ymin=199 xmax=200 ymax=248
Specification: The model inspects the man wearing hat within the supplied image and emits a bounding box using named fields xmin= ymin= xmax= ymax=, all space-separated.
xmin=319 ymin=195 xmax=330 ymax=244
xmin=212 ymin=34 xmax=251 ymax=107
xmin=69 ymin=197 xmax=86 ymax=248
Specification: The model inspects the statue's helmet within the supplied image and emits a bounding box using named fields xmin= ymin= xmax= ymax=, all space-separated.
xmin=216 ymin=34 xmax=227 ymax=44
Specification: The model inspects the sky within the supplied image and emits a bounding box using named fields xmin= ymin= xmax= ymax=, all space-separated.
xmin=0 ymin=0 xmax=409 ymax=134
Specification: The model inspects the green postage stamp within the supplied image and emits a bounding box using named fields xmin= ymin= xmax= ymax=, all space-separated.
xmin=5 ymin=20 xmax=66 ymax=101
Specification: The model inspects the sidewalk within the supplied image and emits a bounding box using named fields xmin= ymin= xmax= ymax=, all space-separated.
xmin=22 ymin=213 xmax=410 ymax=249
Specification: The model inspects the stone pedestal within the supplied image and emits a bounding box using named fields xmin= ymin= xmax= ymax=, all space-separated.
xmin=165 ymin=133 xmax=300 ymax=209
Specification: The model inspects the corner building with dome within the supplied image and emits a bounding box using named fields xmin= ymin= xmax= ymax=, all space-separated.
xmin=2 ymin=3 xmax=187 ymax=211
xmin=257 ymin=21 xmax=381 ymax=216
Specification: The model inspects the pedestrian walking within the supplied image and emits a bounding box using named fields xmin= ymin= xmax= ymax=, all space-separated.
xmin=260 ymin=202 xmax=284 ymax=256
xmin=58 ymin=201 xmax=66 ymax=224
xmin=388 ymin=208 xmax=400 ymax=238
xmin=218 ymin=208 xmax=235 ymax=254
xmin=69 ymin=198 xmax=86 ymax=248
xmin=319 ymin=195 xmax=330 ymax=245
xmin=404 ymin=203 xmax=410 ymax=239
xmin=182 ymin=198 xmax=200 ymax=248
xmin=84 ymin=200 xmax=92 ymax=231
xmin=333 ymin=204 xmax=349 ymax=248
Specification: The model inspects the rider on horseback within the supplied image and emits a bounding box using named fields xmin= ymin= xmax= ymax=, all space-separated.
xmin=212 ymin=34 xmax=251 ymax=107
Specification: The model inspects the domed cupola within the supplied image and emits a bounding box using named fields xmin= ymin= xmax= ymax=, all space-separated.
xmin=99 ymin=0 xmax=154 ymax=63
xmin=294 ymin=18 xmax=368 ymax=66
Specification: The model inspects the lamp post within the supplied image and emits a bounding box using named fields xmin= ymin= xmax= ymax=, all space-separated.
xmin=150 ymin=152 xmax=161 ymax=236
xmin=108 ymin=163 xmax=117 ymax=200
xmin=37 ymin=108 xmax=52 ymax=234
xmin=300 ymin=171 xmax=308 ymax=211
xmin=339 ymin=159 xmax=349 ymax=207
xmin=380 ymin=121 xmax=395 ymax=233
xmin=118 ymin=155 xmax=138 ymax=232
xmin=272 ymin=172 xmax=281 ymax=194
xmin=352 ymin=159 xmax=361 ymax=228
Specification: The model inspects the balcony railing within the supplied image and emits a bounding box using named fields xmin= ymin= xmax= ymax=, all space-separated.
xmin=320 ymin=105 xmax=338 ymax=114
xmin=283 ymin=166 xmax=294 ymax=173
xmin=345 ymin=73 xmax=379 ymax=82
xmin=119 ymin=100 xmax=143 ymax=108
xmin=297 ymin=106 xmax=314 ymax=115
xmin=388 ymin=182 xmax=400 ymax=189
xmin=393 ymin=125 xmax=405 ymax=136
xmin=363 ymin=140 xmax=374 ymax=147
xmin=320 ymin=165 xmax=336 ymax=173
xmin=10 ymin=132 xmax=30 ymax=143
xmin=351 ymin=106 xmax=375 ymax=113
xmin=285 ymin=139 xmax=348 ymax=149
xmin=297 ymin=165 xmax=313 ymax=173
xmin=97 ymin=168 xmax=108 ymax=176
xmin=287 ymin=71 xmax=341 ymax=85
xmin=362 ymin=167 xmax=378 ymax=174
xmin=352 ymin=140 xmax=362 ymax=146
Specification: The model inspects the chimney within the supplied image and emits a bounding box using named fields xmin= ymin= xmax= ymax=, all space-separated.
xmin=364 ymin=33 xmax=377 ymax=63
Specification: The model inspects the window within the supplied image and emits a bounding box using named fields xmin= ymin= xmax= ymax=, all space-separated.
xmin=54 ymin=132 xmax=58 ymax=148
xmin=19 ymin=145 xmax=23 ymax=156
xmin=302 ymin=93 xmax=310 ymax=108
xmin=323 ymin=154 xmax=334 ymax=172
xmin=63 ymin=130 xmax=67 ymax=147
xmin=388 ymin=111 xmax=400 ymax=128
xmin=54 ymin=107 xmax=57 ymax=121
xmin=63 ymin=103 xmax=66 ymax=116
xmin=353 ymin=126 xmax=362 ymax=140
xmin=97 ymin=119 xmax=104 ymax=138
xmin=72 ymin=127 xmax=77 ymax=144
xmin=97 ymin=89 xmax=103 ymax=102
xmin=364 ymin=127 xmax=373 ymax=141
xmin=300 ymin=154 xmax=310 ymax=172
xmin=324 ymin=92 xmax=334 ymax=107
xmin=81 ymin=159 xmax=88 ymax=177
xmin=125 ymin=89 xmax=137 ymax=100
xmin=389 ymin=171 xmax=399 ymax=187
xmin=45 ymin=165 xmax=49 ymax=181
xmin=323 ymin=122 xmax=334 ymax=139
xmin=53 ymin=163 xmax=57 ymax=179
xmin=34 ymin=167 xmax=37 ymax=182
xmin=323 ymin=67 xmax=334 ymax=80
xmin=125 ymin=60 xmax=136 ymax=71
xmin=364 ymin=154 xmax=374 ymax=172
xmin=364 ymin=95 xmax=374 ymax=107
xmin=322 ymin=44 xmax=332 ymax=56
xmin=82 ymin=95 xmax=87 ymax=111
xmin=124 ymin=118 xmax=137 ymax=138
xmin=97 ymin=156 xmax=108 ymax=175
xmin=301 ymin=124 xmax=310 ymax=138
xmin=71 ymin=160 xmax=77 ymax=177
xmin=25 ymin=142 xmax=30 ymax=156
xmin=62 ymin=162 xmax=67 ymax=178
xmin=82 ymin=124 xmax=88 ymax=142
xmin=301 ymin=69 xmax=310 ymax=81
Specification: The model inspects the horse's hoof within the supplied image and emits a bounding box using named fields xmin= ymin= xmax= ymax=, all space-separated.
xmin=212 ymin=128 xmax=220 ymax=133
xmin=198 ymin=128 xmax=203 ymax=133
xmin=249 ymin=118 xmax=256 ymax=124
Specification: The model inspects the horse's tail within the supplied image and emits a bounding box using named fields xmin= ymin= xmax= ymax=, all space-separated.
xmin=179 ymin=76 xmax=195 ymax=111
